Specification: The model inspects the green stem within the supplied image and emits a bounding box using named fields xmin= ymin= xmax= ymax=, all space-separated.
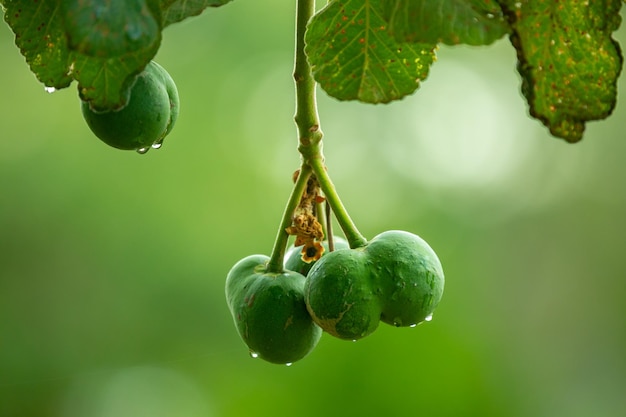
xmin=293 ymin=0 xmax=323 ymax=159
xmin=316 ymin=198 xmax=328 ymax=239
xmin=266 ymin=164 xmax=312 ymax=273
xmin=325 ymin=202 xmax=335 ymax=251
xmin=292 ymin=0 xmax=367 ymax=249
xmin=309 ymin=157 xmax=368 ymax=248
xmin=265 ymin=0 xmax=319 ymax=274
xmin=266 ymin=0 xmax=367 ymax=269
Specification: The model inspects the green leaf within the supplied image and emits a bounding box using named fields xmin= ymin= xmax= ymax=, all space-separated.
xmin=382 ymin=0 xmax=510 ymax=45
xmin=2 ymin=0 xmax=73 ymax=89
xmin=72 ymin=46 xmax=161 ymax=111
xmin=500 ymin=0 xmax=623 ymax=142
xmin=162 ymin=0 xmax=233 ymax=26
xmin=61 ymin=0 xmax=162 ymax=110
xmin=305 ymin=0 xmax=436 ymax=104
xmin=1 ymin=0 xmax=232 ymax=111
xmin=62 ymin=0 xmax=161 ymax=58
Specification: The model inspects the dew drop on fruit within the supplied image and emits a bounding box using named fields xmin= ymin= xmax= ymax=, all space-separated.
xmin=249 ymin=351 xmax=259 ymax=359
xmin=136 ymin=147 xmax=150 ymax=154
xmin=44 ymin=86 xmax=56 ymax=94
xmin=425 ymin=314 xmax=433 ymax=322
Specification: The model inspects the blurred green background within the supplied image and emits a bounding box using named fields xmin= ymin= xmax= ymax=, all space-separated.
xmin=2 ymin=3 xmax=626 ymax=417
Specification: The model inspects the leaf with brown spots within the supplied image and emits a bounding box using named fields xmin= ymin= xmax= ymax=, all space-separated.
xmin=1 ymin=0 xmax=233 ymax=110
xmin=499 ymin=0 xmax=623 ymax=142
xmin=383 ymin=0 xmax=510 ymax=46
xmin=2 ymin=0 xmax=73 ymax=90
xmin=305 ymin=0 xmax=437 ymax=103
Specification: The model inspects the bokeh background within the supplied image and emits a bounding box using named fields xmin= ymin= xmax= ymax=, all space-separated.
xmin=2 ymin=3 xmax=626 ymax=417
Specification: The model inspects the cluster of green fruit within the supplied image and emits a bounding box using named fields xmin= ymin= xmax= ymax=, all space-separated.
xmin=80 ymin=61 xmax=179 ymax=153
xmin=226 ymin=231 xmax=444 ymax=364
xmin=76 ymin=58 xmax=444 ymax=365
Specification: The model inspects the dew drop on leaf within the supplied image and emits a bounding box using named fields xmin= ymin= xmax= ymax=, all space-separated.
xmin=249 ymin=351 xmax=259 ymax=359
xmin=44 ymin=86 xmax=56 ymax=94
xmin=409 ymin=323 xmax=417 ymax=328
xmin=151 ymin=140 xmax=163 ymax=149
xmin=136 ymin=147 xmax=150 ymax=154
xmin=425 ymin=314 xmax=433 ymax=322
xmin=285 ymin=363 xmax=293 ymax=367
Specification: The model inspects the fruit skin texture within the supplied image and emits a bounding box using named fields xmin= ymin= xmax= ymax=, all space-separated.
xmin=367 ymin=230 xmax=444 ymax=327
xmin=81 ymin=61 xmax=180 ymax=151
xmin=225 ymin=255 xmax=322 ymax=364
xmin=284 ymin=236 xmax=350 ymax=276
xmin=305 ymin=230 xmax=444 ymax=340
xmin=305 ymin=249 xmax=381 ymax=340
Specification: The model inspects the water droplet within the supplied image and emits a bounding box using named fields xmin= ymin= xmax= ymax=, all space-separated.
xmin=44 ymin=86 xmax=56 ymax=94
xmin=409 ymin=323 xmax=417 ymax=328
xmin=136 ymin=147 xmax=150 ymax=154
xmin=151 ymin=140 xmax=163 ymax=149
xmin=249 ymin=351 xmax=259 ymax=359
xmin=285 ymin=362 xmax=293 ymax=367
xmin=425 ymin=314 xmax=433 ymax=322
xmin=352 ymin=339 xmax=357 ymax=342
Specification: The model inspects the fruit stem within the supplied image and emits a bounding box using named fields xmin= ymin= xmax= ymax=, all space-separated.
xmin=316 ymin=198 xmax=328 ymax=239
xmin=266 ymin=164 xmax=312 ymax=273
xmin=291 ymin=0 xmax=368 ymax=249
xmin=325 ymin=202 xmax=335 ymax=251
xmin=265 ymin=0 xmax=320 ymax=274
xmin=293 ymin=0 xmax=323 ymax=160
xmin=308 ymin=157 xmax=368 ymax=248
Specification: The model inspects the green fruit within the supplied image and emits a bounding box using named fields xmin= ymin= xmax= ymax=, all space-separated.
xmin=81 ymin=61 xmax=180 ymax=151
xmin=284 ymin=236 xmax=350 ymax=276
xmin=366 ymin=230 xmax=444 ymax=327
xmin=305 ymin=249 xmax=381 ymax=340
xmin=225 ymin=255 xmax=322 ymax=364
xmin=305 ymin=230 xmax=444 ymax=340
